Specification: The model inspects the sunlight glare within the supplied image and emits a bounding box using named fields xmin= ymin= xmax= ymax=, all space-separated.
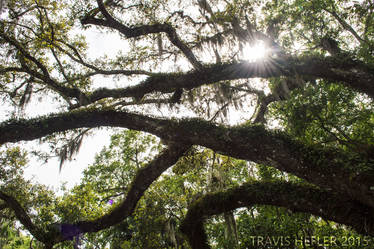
xmin=242 ymin=41 xmax=267 ymax=62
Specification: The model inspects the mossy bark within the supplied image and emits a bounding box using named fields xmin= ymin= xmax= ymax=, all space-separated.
xmin=2 ymin=109 xmax=374 ymax=208
xmin=180 ymin=181 xmax=374 ymax=249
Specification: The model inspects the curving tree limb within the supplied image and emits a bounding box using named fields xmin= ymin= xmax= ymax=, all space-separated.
xmin=180 ymin=181 xmax=374 ymax=249
xmin=43 ymin=143 xmax=190 ymax=244
xmin=76 ymin=56 xmax=374 ymax=107
xmin=1 ymin=109 xmax=374 ymax=210
xmin=0 ymin=144 xmax=190 ymax=246
xmin=2 ymin=27 xmax=374 ymax=107
xmin=0 ymin=191 xmax=47 ymax=243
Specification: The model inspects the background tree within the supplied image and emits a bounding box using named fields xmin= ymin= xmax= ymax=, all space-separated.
xmin=0 ymin=0 xmax=374 ymax=248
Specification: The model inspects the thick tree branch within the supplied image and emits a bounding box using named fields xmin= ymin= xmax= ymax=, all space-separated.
xmin=46 ymin=143 xmax=190 ymax=243
xmin=71 ymin=56 xmax=374 ymax=108
xmin=3 ymin=36 xmax=374 ymax=107
xmin=1 ymin=109 xmax=374 ymax=209
xmin=0 ymin=191 xmax=47 ymax=243
xmin=180 ymin=181 xmax=374 ymax=249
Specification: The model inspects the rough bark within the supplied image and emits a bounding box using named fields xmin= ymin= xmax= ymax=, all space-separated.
xmin=1 ymin=109 xmax=374 ymax=209
xmin=0 ymin=191 xmax=47 ymax=243
xmin=180 ymin=181 xmax=374 ymax=249
xmin=72 ymin=57 xmax=374 ymax=106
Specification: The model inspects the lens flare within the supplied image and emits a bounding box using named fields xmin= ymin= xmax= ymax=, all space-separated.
xmin=242 ymin=42 xmax=267 ymax=62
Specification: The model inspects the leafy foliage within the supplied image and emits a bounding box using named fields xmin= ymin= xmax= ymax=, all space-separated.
xmin=271 ymin=81 xmax=374 ymax=156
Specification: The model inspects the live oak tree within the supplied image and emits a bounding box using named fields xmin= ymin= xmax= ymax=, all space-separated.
xmin=0 ymin=0 xmax=374 ymax=248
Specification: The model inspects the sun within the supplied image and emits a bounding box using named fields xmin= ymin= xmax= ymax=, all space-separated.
xmin=242 ymin=41 xmax=267 ymax=62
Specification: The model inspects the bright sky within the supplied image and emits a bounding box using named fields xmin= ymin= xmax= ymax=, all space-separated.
xmin=23 ymin=130 xmax=111 ymax=191
xmin=23 ymin=28 xmax=125 ymax=191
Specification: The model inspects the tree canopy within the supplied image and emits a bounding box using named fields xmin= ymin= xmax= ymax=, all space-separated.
xmin=0 ymin=0 xmax=374 ymax=248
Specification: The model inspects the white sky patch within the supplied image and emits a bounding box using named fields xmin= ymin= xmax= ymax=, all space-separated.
xmin=84 ymin=27 xmax=127 ymax=59
xmin=24 ymin=129 xmax=112 ymax=192
xmin=242 ymin=41 xmax=267 ymax=62
xmin=21 ymin=28 xmax=126 ymax=191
